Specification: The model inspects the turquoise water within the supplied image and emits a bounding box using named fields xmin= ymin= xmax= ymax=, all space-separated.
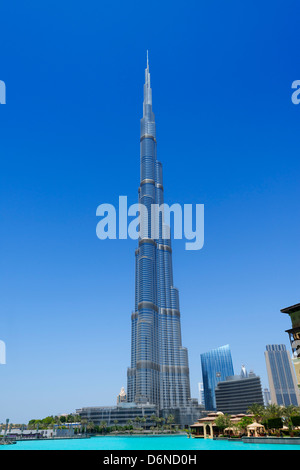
xmin=1 ymin=435 xmax=300 ymax=450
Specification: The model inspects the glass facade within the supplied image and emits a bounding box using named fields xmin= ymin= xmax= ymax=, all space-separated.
xmin=200 ymin=344 xmax=234 ymax=411
xmin=265 ymin=344 xmax=300 ymax=406
xmin=127 ymin=55 xmax=191 ymax=410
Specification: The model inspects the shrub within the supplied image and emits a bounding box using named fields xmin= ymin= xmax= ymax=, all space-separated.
xmin=291 ymin=416 xmax=300 ymax=427
xmin=265 ymin=418 xmax=283 ymax=430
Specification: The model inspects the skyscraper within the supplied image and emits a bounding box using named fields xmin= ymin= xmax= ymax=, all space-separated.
xmin=117 ymin=387 xmax=127 ymax=405
xmin=198 ymin=383 xmax=205 ymax=405
xmin=263 ymin=388 xmax=271 ymax=406
xmin=200 ymin=344 xmax=234 ymax=411
xmin=264 ymin=344 xmax=300 ymax=406
xmin=127 ymin=54 xmax=191 ymax=412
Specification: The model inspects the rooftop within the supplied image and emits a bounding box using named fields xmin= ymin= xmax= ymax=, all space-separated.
xmin=281 ymin=303 xmax=300 ymax=314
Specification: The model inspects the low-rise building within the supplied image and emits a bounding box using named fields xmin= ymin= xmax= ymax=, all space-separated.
xmin=76 ymin=402 xmax=158 ymax=428
xmin=190 ymin=412 xmax=252 ymax=438
xmin=3 ymin=427 xmax=75 ymax=439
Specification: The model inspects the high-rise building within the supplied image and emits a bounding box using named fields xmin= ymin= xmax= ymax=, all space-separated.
xmin=240 ymin=364 xmax=248 ymax=378
xmin=127 ymin=54 xmax=191 ymax=414
xmin=215 ymin=369 xmax=264 ymax=415
xmin=117 ymin=387 xmax=127 ymax=405
xmin=198 ymin=383 xmax=205 ymax=405
xmin=200 ymin=345 xmax=234 ymax=411
xmin=281 ymin=303 xmax=300 ymax=391
xmin=263 ymin=388 xmax=271 ymax=406
xmin=264 ymin=344 xmax=300 ymax=406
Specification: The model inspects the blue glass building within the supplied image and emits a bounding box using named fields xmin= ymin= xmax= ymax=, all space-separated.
xmin=265 ymin=344 xmax=300 ymax=406
xmin=200 ymin=345 xmax=234 ymax=411
xmin=127 ymin=54 xmax=191 ymax=411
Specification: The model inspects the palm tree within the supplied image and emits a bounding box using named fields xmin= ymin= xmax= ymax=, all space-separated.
xmin=166 ymin=414 xmax=175 ymax=431
xmin=134 ymin=416 xmax=142 ymax=429
xmin=140 ymin=417 xmax=146 ymax=431
xmin=80 ymin=419 xmax=88 ymax=435
xmin=99 ymin=421 xmax=107 ymax=434
xmin=282 ymin=405 xmax=300 ymax=434
xmin=53 ymin=416 xmax=60 ymax=425
xmin=247 ymin=403 xmax=265 ymax=422
xmin=87 ymin=421 xmax=95 ymax=433
xmin=67 ymin=414 xmax=75 ymax=423
xmin=264 ymin=404 xmax=283 ymax=420
xmin=126 ymin=420 xmax=133 ymax=430
xmin=150 ymin=414 xmax=157 ymax=429
xmin=158 ymin=417 xmax=165 ymax=430
xmin=113 ymin=419 xmax=119 ymax=431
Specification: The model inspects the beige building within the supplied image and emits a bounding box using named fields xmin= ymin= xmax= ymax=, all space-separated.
xmin=117 ymin=386 xmax=127 ymax=405
xmin=281 ymin=303 xmax=300 ymax=392
xmin=190 ymin=412 xmax=252 ymax=438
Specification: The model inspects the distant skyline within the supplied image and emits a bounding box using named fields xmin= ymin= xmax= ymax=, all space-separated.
xmin=1 ymin=0 xmax=300 ymax=423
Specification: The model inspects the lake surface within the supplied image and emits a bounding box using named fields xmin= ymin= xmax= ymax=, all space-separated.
xmin=1 ymin=435 xmax=300 ymax=450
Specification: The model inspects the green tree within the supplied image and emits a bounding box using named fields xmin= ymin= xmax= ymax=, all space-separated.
xmin=113 ymin=419 xmax=119 ymax=431
xmin=263 ymin=404 xmax=283 ymax=420
xmin=214 ymin=414 xmax=232 ymax=434
xmin=150 ymin=414 xmax=158 ymax=429
xmin=282 ymin=405 xmax=300 ymax=434
xmin=81 ymin=419 xmax=87 ymax=430
xmin=53 ymin=416 xmax=60 ymax=425
xmin=42 ymin=416 xmax=54 ymax=427
xmin=247 ymin=404 xmax=265 ymax=422
xmin=166 ymin=414 xmax=175 ymax=430
xmin=237 ymin=416 xmax=253 ymax=433
xmin=140 ymin=417 xmax=146 ymax=430
xmin=134 ymin=416 xmax=142 ymax=429
xmin=158 ymin=417 xmax=165 ymax=429
xmin=66 ymin=414 xmax=75 ymax=423
xmin=87 ymin=421 xmax=95 ymax=433
xmin=99 ymin=421 xmax=107 ymax=434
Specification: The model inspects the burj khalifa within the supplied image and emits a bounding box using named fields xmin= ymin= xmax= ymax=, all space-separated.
xmin=127 ymin=53 xmax=191 ymax=412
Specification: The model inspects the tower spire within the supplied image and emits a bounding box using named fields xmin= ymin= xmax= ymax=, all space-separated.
xmin=143 ymin=50 xmax=152 ymax=109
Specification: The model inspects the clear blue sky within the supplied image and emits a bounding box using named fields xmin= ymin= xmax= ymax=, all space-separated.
xmin=0 ymin=1 xmax=299 ymax=423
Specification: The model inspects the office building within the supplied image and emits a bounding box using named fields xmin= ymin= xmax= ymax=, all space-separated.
xmin=215 ymin=369 xmax=264 ymax=414
xmin=200 ymin=344 xmax=234 ymax=410
xmin=263 ymin=388 xmax=271 ymax=406
xmin=264 ymin=344 xmax=300 ymax=406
